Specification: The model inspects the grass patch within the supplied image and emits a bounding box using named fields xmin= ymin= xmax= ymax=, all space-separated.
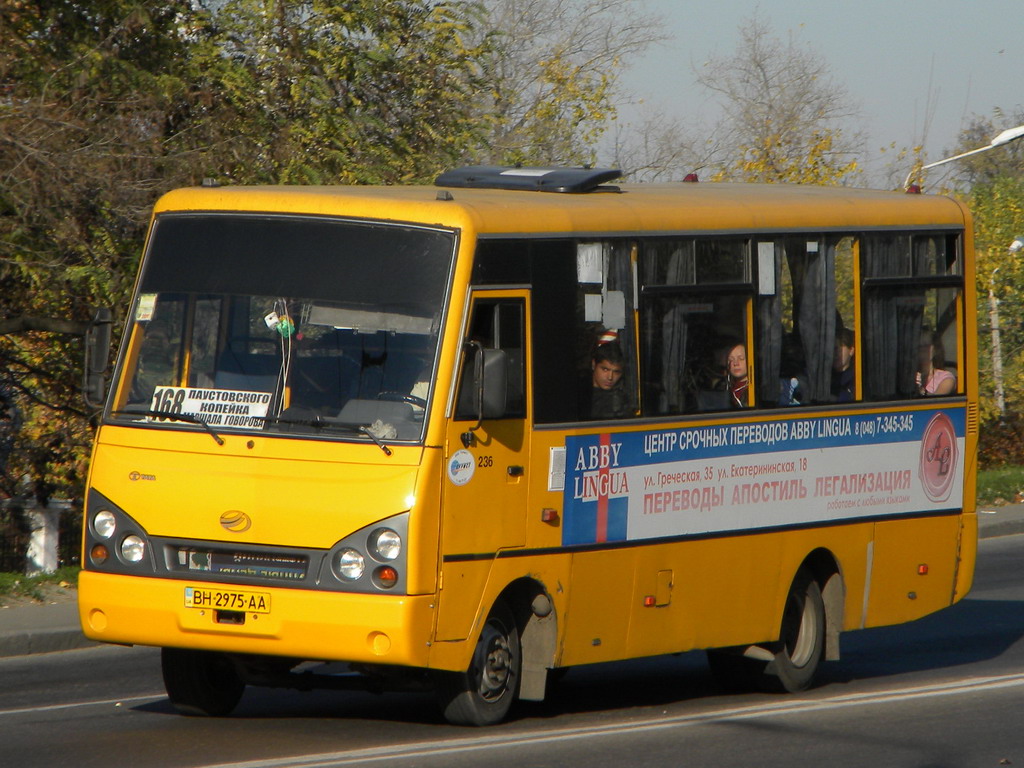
xmin=977 ymin=465 xmax=1024 ymax=506
xmin=0 ymin=566 xmax=79 ymax=602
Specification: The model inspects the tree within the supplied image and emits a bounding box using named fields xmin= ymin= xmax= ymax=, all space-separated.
xmin=695 ymin=13 xmax=863 ymax=185
xmin=970 ymin=176 xmax=1024 ymax=422
xmin=3 ymin=0 xmax=653 ymax=510
xmin=198 ymin=0 xmax=489 ymax=184
xmin=0 ymin=0 xmax=491 ymax=504
xmin=925 ymin=109 xmax=1024 ymax=423
xmin=607 ymin=106 xmax=720 ymax=182
xmin=0 ymin=0 xmax=210 ymax=502
xmin=471 ymin=0 xmax=664 ymax=166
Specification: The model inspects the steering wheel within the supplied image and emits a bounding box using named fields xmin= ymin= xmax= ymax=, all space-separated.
xmin=377 ymin=391 xmax=428 ymax=409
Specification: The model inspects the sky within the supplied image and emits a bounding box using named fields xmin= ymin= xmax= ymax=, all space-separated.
xmin=611 ymin=0 xmax=1023 ymax=185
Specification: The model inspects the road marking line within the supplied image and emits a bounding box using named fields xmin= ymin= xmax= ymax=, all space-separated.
xmin=0 ymin=693 xmax=164 ymax=717
xmin=199 ymin=673 xmax=1024 ymax=768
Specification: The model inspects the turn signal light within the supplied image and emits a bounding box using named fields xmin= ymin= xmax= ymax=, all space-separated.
xmin=918 ymin=564 xmax=929 ymax=575
xmin=375 ymin=566 xmax=399 ymax=589
xmin=90 ymin=544 xmax=109 ymax=565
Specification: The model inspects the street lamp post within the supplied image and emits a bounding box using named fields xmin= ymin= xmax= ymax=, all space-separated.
xmin=990 ymin=266 xmax=1005 ymax=418
xmin=904 ymin=124 xmax=1024 ymax=191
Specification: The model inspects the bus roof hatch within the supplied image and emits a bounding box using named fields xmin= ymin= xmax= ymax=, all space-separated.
xmin=434 ymin=165 xmax=621 ymax=194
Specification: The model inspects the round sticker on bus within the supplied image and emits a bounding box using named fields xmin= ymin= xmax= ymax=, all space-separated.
xmin=447 ymin=449 xmax=475 ymax=486
xmin=919 ymin=412 xmax=957 ymax=502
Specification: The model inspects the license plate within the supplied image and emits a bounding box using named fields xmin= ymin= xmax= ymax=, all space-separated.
xmin=184 ymin=586 xmax=271 ymax=614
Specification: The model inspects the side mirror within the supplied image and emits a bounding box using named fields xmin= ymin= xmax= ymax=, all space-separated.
xmin=479 ymin=347 xmax=509 ymax=420
xmin=83 ymin=308 xmax=112 ymax=409
xmin=459 ymin=342 xmax=509 ymax=446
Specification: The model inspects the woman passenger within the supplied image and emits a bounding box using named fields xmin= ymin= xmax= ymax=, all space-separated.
xmin=714 ymin=340 xmax=749 ymax=408
xmin=917 ymin=331 xmax=955 ymax=396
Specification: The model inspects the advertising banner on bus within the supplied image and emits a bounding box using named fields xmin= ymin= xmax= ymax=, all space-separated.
xmin=558 ymin=407 xmax=964 ymax=546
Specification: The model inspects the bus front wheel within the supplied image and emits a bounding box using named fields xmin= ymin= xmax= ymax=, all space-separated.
xmin=435 ymin=600 xmax=521 ymax=726
xmin=707 ymin=568 xmax=825 ymax=694
xmin=161 ymin=647 xmax=245 ymax=717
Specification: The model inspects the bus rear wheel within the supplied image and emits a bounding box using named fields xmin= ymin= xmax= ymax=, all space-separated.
xmin=764 ymin=568 xmax=825 ymax=692
xmin=707 ymin=568 xmax=825 ymax=694
xmin=435 ymin=600 xmax=521 ymax=726
xmin=161 ymin=647 xmax=245 ymax=716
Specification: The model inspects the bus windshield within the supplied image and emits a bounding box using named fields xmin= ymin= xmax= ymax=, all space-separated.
xmin=109 ymin=213 xmax=456 ymax=443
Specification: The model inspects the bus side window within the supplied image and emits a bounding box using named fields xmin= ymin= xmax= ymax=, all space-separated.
xmin=639 ymin=238 xmax=754 ymax=415
xmin=755 ymin=238 xmax=849 ymax=408
xmin=861 ymin=234 xmax=962 ymax=400
xmin=640 ymin=295 xmax=750 ymax=415
xmin=526 ymin=239 xmax=638 ymax=423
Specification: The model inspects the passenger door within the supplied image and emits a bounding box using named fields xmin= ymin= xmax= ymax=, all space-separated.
xmin=435 ymin=291 xmax=530 ymax=641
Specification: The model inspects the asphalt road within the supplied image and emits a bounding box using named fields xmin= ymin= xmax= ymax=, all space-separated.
xmin=3 ymin=533 xmax=1024 ymax=768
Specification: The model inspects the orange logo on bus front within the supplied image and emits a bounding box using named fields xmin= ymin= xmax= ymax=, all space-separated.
xmin=220 ymin=510 xmax=252 ymax=533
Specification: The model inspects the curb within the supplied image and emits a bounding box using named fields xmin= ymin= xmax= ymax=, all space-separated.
xmin=0 ymin=627 xmax=96 ymax=658
xmin=978 ymin=510 xmax=1024 ymax=540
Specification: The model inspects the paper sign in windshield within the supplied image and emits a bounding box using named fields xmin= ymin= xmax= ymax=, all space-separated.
xmin=149 ymin=386 xmax=271 ymax=429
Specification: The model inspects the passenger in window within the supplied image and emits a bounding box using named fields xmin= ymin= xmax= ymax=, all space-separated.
xmin=917 ymin=331 xmax=955 ymax=396
xmin=583 ymin=332 xmax=632 ymax=419
xmin=831 ymin=328 xmax=855 ymax=402
xmin=712 ymin=339 xmax=749 ymax=408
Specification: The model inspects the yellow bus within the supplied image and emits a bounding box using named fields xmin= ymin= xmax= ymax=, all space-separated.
xmin=79 ymin=167 xmax=977 ymax=725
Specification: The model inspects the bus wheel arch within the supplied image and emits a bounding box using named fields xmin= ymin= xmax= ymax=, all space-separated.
xmin=433 ymin=578 xmax=556 ymax=725
xmin=434 ymin=596 xmax=522 ymax=725
xmin=761 ymin=562 xmax=827 ymax=692
xmin=708 ymin=550 xmax=842 ymax=693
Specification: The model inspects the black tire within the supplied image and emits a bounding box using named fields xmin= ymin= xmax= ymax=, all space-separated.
xmin=764 ymin=569 xmax=825 ymax=693
xmin=435 ymin=601 xmax=521 ymax=726
xmin=161 ymin=647 xmax=245 ymax=717
xmin=707 ymin=568 xmax=825 ymax=694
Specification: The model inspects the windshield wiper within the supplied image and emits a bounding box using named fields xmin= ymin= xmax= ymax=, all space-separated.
xmin=110 ymin=409 xmax=225 ymax=446
xmin=358 ymin=425 xmax=393 ymax=457
xmin=263 ymin=414 xmax=393 ymax=456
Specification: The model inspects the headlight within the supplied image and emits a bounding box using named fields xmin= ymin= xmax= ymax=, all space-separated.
xmin=369 ymin=528 xmax=401 ymax=562
xmin=94 ymin=510 xmax=116 ymax=539
xmin=120 ymin=535 xmax=146 ymax=563
xmin=335 ymin=548 xmax=365 ymax=581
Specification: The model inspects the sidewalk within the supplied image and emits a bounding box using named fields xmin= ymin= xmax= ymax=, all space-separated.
xmin=2 ymin=505 xmax=1024 ymax=659
xmin=0 ymin=598 xmax=87 ymax=658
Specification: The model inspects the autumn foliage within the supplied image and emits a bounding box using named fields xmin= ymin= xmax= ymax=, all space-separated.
xmin=0 ymin=0 xmax=660 ymax=506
